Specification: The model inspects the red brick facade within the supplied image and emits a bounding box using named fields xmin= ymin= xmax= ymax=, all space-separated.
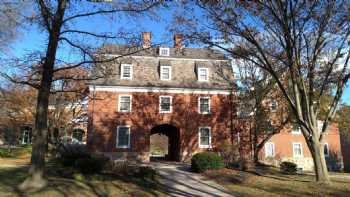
xmin=260 ymin=123 xmax=343 ymax=171
xmin=87 ymin=90 xmax=235 ymax=161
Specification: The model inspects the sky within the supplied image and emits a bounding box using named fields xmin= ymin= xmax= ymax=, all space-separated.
xmin=5 ymin=1 xmax=350 ymax=105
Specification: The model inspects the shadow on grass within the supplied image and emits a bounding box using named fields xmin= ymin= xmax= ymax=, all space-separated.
xmin=204 ymin=166 xmax=350 ymax=197
xmin=0 ymin=165 xmax=165 ymax=197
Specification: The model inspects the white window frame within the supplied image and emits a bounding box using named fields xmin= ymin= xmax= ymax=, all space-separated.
xmin=197 ymin=67 xmax=209 ymax=82
xmin=160 ymin=65 xmax=172 ymax=80
xmin=116 ymin=125 xmax=131 ymax=148
xmin=324 ymin=142 xmax=329 ymax=157
xmin=264 ymin=142 xmax=275 ymax=158
xmin=120 ymin=64 xmax=133 ymax=80
xmin=159 ymin=96 xmax=172 ymax=113
xmin=292 ymin=142 xmax=303 ymax=158
xmin=270 ymin=100 xmax=278 ymax=112
xmin=198 ymin=97 xmax=211 ymax=114
xmin=118 ymin=95 xmax=132 ymax=112
xmin=198 ymin=127 xmax=212 ymax=148
xmin=291 ymin=124 xmax=302 ymax=134
xmin=159 ymin=47 xmax=170 ymax=56
xmin=317 ymin=120 xmax=324 ymax=134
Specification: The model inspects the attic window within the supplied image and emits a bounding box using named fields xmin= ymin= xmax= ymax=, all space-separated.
xmin=198 ymin=68 xmax=209 ymax=82
xmin=159 ymin=47 xmax=170 ymax=56
xmin=160 ymin=66 xmax=171 ymax=80
xmin=121 ymin=64 xmax=132 ymax=80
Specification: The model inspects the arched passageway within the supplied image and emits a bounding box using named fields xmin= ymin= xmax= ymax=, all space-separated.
xmin=150 ymin=124 xmax=180 ymax=161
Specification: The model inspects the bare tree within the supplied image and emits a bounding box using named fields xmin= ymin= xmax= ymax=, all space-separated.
xmin=0 ymin=1 xmax=25 ymax=53
xmin=2 ymin=0 xmax=162 ymax=190
xmin=236 ymin=61 xmax=289 ymax=163
xmin=175 ymin=1 xmax=350 ymax=183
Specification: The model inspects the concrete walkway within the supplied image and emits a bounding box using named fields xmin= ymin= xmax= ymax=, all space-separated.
xmin=150 ymin=162 xmax=234 ymax=197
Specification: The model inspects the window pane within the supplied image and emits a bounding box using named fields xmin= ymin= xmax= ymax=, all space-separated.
xmin=200 ymin=128 xmax=210 ymax=146
xmin=324 ymin=144 xmax=329 ymax=156
xmin=200 ymin=98 xmax=210 ymax=113
xmin=122 ymin=65 xmax=131 ymax=78
xmin=120 ymin=96 xmax=131 ymax=111
xmin=200 ymin=137 xmax=209 ymax=145
xmin=161 ymin=67 xmax=170 ymax=79
xmin=198 ymin=68 xmax=208 ymax=81
xmin=160 ymin=97 xmax=171 ymax=111
xmin=294 ymin=144 xmax=302 ymax=156
xmin=118 ymin=127 xmax=129 ymax=147
xmin=265 ymin=143 xmax=274 ymax=157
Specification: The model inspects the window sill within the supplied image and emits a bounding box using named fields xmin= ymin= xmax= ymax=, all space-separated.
xmin=116 ymin=146 xmax=130 ymax=149
xmin=199 ymin=112 xmax=211 ymax=115
xmin=159 ymin=111 xmax=172 ymax=113
xmin=199 ymin=145 xmax=212 ymax=149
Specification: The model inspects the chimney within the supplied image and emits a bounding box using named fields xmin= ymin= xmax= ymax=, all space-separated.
xmin=142 ymin=32 xmax=151 ymax=48
xmin=174 ymin=33 xmax=182 ymax=48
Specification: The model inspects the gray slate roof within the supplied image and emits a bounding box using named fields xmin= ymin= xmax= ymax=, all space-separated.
xmin=97 ymin=45 xmax=227 ymax=60
xmin=89 ymin=45 xmax=234 ymax=90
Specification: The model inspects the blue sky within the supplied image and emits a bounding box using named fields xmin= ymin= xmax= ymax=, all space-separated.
xmin=6 ymin=3 xmax=350 ymax=105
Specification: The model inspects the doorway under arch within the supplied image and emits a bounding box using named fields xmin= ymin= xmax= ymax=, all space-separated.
xmin=150 ymin=124 xmax=180 ymax=161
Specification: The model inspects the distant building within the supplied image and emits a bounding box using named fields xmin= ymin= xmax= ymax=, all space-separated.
xmin=260 ymin=121 xmax=343 ymax=171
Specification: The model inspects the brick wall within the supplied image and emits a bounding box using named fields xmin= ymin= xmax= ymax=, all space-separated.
xmin=260 ymin=123 xmax=343 ymax=171
xmin=87 ymin=91 xmax=237 ymax=161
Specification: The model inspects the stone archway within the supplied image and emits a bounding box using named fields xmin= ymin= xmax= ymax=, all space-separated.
xmin=150 ymin=124 xmax=180 ymax=161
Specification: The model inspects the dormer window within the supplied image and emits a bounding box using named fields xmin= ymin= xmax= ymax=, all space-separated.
xmin=159 ymin=47 xmax=170 ymax=56
xmin=198 ymin=68 xmax=209 ymax=82
xmin=121 ymin=64 xmax=132 ymax=80
xmin=160 ymin=66 xmax=171 ymax=80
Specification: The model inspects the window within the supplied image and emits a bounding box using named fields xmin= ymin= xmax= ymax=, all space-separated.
xmin=121 ymin=64 xmax=132 ymax=79
xmin=270 ymin=100 xmax=278 ymax=112
xmin=293 ymin=143 xmax=303 ymax=157
xmin=21 ymin=127 xmax=32 ymax=144
xmin=291 ymin=124 xmax=301 ymax=134
xmin=72 ymin=129 xmax=84 ymax=143
xmin=198 ymin=97 xmax=210 ymax=114
xmin=118 ymin=95 xmax=132 ymax=112
xmin=318 ymin=120 xmax=324 ymax=133
xmin=198 ymin=68 xmax=209 ymax=81
xmin=116 ymin=126 xmax=130 ymax=148
xmin=160 ymin=66 xmax=171 ymax=80
xmin=324 ymin=143 xmax=329 ymax=157
xmin=159 ymin=47 xmax=170 ymax=56
xmin=199 ymin=127 xmax=211 ymax=148
xmin=159 ymin=96 xmax=172 ymax=113
xmin=265 ymin=142 xmax=275 ymax=157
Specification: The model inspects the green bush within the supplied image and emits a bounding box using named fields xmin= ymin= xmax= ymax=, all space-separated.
xmin=191 ymin=152 xmax=224 ymax=173
xmin=280 ymin=161 xmax=297 ymax=174
xmin=58 ymin=144 xmax=90 ymax=167
xmin=0 ymin=149 xmax=12 ymax=158
xmin=74 ymin=155 xmax=107 ymax=174
xmin=136 ymin=166 xmax=157 ymax=180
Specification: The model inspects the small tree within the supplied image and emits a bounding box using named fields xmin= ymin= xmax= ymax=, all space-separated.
xmin=236 ymin=61 xmax=289 ymax=163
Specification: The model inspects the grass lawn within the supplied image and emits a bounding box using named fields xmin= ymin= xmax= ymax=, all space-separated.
xmin=0 ymin=145 xmax=166 ymax=197
xmin=205 ymin=166 xmax=350 ymax=197
xmin=0 ymin=165 xmax=165 ymax=197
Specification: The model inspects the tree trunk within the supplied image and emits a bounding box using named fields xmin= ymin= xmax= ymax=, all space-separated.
xmin=309 ymin=137 xmax=330 ymax=183
xmin=19 ymin=74 xmax=52 ymax=190
xmin=19 ymin=1 xmax=66 ymax=189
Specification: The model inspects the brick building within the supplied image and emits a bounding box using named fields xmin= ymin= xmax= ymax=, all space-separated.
xmin=260 ymin=122 xmax=343 ymax=171
xmin=87 ymin=33 xmax=237 ymax=162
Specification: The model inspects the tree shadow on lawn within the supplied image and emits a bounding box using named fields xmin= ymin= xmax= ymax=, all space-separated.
xmin=0 ymin=165 xmax=165 ymax=197
xmin=205 ymin=167 xmax=350 ymax=197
